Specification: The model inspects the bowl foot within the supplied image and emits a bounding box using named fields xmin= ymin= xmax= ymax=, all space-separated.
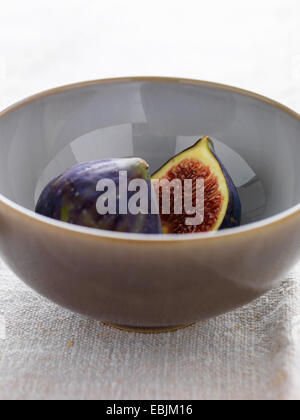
xmin=101 ymin=321 xmax=194 ymax=333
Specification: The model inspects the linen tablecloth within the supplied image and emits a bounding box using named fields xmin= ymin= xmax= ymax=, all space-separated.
xmin=0 ymin=0 xmax=300 ymax=400
xmin=1 ymin=258 xmax=300 ymax=400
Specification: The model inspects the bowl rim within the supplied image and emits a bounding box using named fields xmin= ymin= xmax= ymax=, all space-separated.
xmin=0 ymin=75 xmax=299 ymax=243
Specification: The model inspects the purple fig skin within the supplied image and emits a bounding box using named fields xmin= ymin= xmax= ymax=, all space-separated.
xmin=213 ymin=152 xmax=242 ymax=229
xmin=209 ymin=146 xmax=241 ymax=229
xmin=35 ymin=158 xmax=162 ymax=234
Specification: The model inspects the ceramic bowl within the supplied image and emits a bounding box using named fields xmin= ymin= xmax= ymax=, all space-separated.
xmin=0 ymin=77 xmax=300 ymax=331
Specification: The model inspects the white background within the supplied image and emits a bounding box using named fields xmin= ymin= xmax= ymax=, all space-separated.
xmin=0 ymin=0 xmax=299 ymax=112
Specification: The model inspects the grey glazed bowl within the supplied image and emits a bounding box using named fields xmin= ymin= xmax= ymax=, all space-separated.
xmin=0 ymin=77 xmax=300 ymax=332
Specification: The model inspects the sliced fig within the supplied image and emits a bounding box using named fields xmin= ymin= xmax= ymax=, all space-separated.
xmin=36 ymin=158 xmax=162 ymax=234
xmin=152 ymin=137 xmax=241 ymax=234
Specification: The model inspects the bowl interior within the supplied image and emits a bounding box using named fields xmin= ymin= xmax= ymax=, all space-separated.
xmin=0 ymin=79 xmax=300 ymax=226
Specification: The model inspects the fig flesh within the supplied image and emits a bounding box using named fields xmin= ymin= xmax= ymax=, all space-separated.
xmin=152 ymin=137 xmax=241 ymax=234
xmin=36 ymin=158 xmax=162 ymax=234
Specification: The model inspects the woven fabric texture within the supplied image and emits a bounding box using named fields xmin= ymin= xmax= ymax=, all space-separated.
xmin=1 ymin=258 xmax=300 ymax=400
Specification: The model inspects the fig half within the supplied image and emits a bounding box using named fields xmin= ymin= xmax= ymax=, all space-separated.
xmin=152 ymin=137 xmax=241 ymax=234
xmin=36 ymin=158 xmax=162 ymax=234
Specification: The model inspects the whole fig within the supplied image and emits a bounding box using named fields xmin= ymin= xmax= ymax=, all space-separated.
xmin=36 ymin=158 xmax=162 ymax=234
